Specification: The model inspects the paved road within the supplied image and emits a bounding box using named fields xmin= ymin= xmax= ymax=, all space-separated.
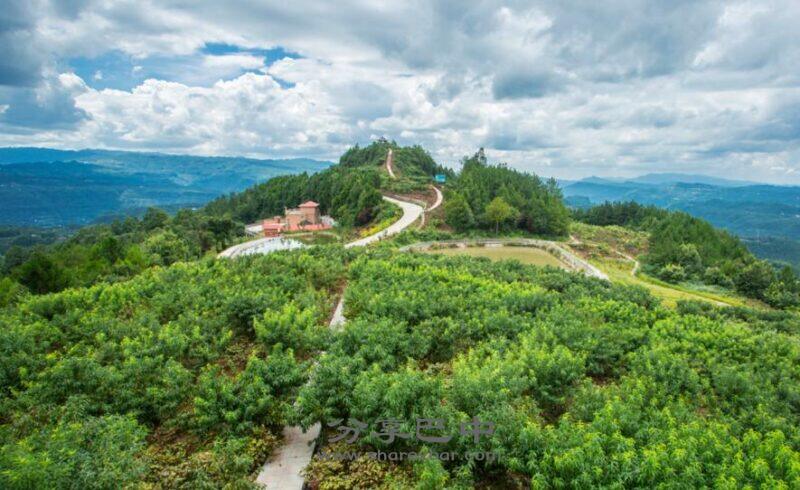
xmin=220 ymin=197 xmax=422 ymax=258
xmin=345 ymin=196 xmax=423 ymax=248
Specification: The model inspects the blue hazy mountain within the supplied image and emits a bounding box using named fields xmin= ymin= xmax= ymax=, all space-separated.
xmin=0 ymin=147 xmax=331 ymax=226
xmin=627 ymin=173 xmax=758 ymax=187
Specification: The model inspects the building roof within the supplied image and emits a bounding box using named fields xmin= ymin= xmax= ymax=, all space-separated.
xmin=298 ymin=200 xmax=319 ymax=208
xmin=262 ymin=222 xmax=285 ymax=230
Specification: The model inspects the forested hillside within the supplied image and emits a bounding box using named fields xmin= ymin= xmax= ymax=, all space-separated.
xmin=340 ymin=138 xmax=451 ymax=193
xmin=574 ymin=201 xmax=800 ymax=308
xmin=562 ymin=176 xmax=800 ymax=270
xmin=562 ymin=177 xmax=800 ymax=239
xmin=206 ymin=165 xmax=383 ymax=228
xmin=444 ymin=149 xmax=569 ymax=236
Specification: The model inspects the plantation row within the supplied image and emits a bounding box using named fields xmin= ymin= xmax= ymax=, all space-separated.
xmin=298 ymin=252 xmax=800 ymax=488
xmin=1 ymin=246 xmax=799 ymax=487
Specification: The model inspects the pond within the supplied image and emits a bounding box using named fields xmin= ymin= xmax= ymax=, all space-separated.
xmin=235 ymin=237 xmax=306 ymax=256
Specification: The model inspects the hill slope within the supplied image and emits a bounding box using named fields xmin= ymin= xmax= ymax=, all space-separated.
xmin=562 ymin=177 xmax=800 ymax=239
xmin=562 ymin=176 xmax=800 ymax=268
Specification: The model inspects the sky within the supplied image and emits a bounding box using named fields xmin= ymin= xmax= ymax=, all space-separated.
xmin=1 ymin=1 xmax=799 ymax=183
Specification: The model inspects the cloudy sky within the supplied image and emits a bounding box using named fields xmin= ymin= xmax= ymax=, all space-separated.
xmin=1 ymin=0 xmax=799 ymax=183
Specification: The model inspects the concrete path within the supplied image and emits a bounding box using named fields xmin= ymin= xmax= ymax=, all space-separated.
xmin=428 ymin=186 xmax=443 ymax=212
xmin=230 ymin=147 xmax=423 ymax=488
xmin=255 ymin=425 xmax=320 ymax=489
xmin=328 ymin=296 xmax=346 ymax=330
xmin=256 ymin=289 xmax=349 ymax=488
xmin=345 ymin=196 xmax=423 ymax=248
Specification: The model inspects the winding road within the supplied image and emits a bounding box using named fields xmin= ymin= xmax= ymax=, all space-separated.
xmin=345 ymin=196 xmax=424 ymax=248
xmin=429 ymin=185 xmax=443 ymax=212
xmin=219 ymin=198 xmax=423 ymax=258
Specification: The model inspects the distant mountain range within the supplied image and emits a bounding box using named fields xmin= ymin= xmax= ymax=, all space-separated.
xmin=0 ymin=147 xmax=331 ymax=226
xmin=4 ymin=150 xmax=800 ymax=268
xmin=562 ymin=173 xmax=758 ymax=188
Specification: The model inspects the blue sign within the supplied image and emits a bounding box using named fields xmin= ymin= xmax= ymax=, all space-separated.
xmin=434 ymin=174 xmax=446 ymax=183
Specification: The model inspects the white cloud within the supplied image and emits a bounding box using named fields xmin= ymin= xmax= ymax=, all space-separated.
xmin=202 ymin=53 xmax=264 ymax=71
xmin=0 ymin=0 xmax=798 ymax=183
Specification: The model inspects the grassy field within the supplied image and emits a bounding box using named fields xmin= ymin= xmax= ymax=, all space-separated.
xmin=426 ymin=246 xmax=567 ymax=268
xmin=594 ymin=256 xmax=761 ymax=309
xmin=568 ymin=222 xmax=765 ymax=309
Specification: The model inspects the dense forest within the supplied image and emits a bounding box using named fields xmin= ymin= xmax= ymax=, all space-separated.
xmin=206 ymin=164 xmax=383 ymax=228
xmin=574 ymin=201 xmax=800 ymax=308
xmin=444 ymin=150 xmax=570 ymax=237
xmin=571 ymin=201 xmax=668 ymax=229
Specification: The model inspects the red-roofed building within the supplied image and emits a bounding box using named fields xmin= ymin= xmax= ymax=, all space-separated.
xmin=245 ymin=200 xmax=332 ymax=237
xmin=287 ymin=201 xmax=320 ymax=228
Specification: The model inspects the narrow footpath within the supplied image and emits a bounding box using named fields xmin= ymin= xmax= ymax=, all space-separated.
xmin=254 ymin=152 xmax=423 ymax=489
xmin=385 ymin=148 xmax=396 ymax=178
